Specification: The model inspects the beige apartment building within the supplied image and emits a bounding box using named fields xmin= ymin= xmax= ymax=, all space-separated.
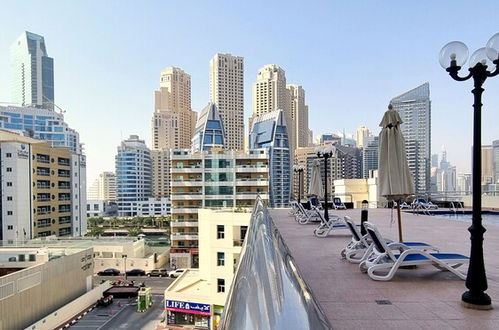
xmin=169 ymin=149 xmax=269 ymax=268
xmin=482 ymin=145 xmax=493 ymax=185
xmin=1 ymin=130 xmax=86 ymax=240
xmin=151 ymin=149 xmax=171 ymax=199
xmin=356 ymin=125 xmax=372 ymax=149
xmin=152 ymin=67 xmax=197 ymax=150
xmin=87 ymin=171 xmax=116 ymax=201
xmin=164 ymin=209 xmax=250 ymax=330
xmin=210 ymin=53 xmax=244 ymax=151
xmin=288 ymin=84 xmax=309 ymax=149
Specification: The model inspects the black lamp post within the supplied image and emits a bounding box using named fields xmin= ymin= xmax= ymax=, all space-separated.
xmin=315 ymin=145 xmax=336 ymax=221
xmin=293 ymin=165 xmax=305 ymax=203
xmin=439 ymin=32 xmax=499 ymax=310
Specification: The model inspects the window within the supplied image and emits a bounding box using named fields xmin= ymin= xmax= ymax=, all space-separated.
xmin=217 ymin=225 xmax=225 ymax=239
xmin=7 ymin=182 xmax=12 ymax=187
xmin=7 ymin=196 xmax=12 ymax=201
xmin=7 ymin=211 xmax=13 ymax=215
xmin=7 ymin=225 xmax=13 ymax=230
xmin=18 ymin=254 xmax=25 ymax=262
xmin=6 ymin=153 xmax=12 ymax=157
xmin=217 ymin=252 xmax=225 ymax=266
xmin=217 ymin=278 xmax=225 ymax=293
xmin=6 ymin=167 xmax=12 ymax=172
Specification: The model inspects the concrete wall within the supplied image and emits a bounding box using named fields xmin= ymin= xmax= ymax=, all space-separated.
xmin=461 ymin=195 xmax=499 ymax=209
xmin=93 ymin=251 xmax=168 ymax=273
xmin=0 ymin=248 xmax=93 ymax=330
xmin=26 ymin=282 xmax=113 ymax=330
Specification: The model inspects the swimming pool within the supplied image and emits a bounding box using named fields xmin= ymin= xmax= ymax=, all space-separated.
xmin=429 ymin=211 xmax=499 ymax=226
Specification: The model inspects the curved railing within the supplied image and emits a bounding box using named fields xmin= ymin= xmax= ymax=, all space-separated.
xmin=220 ymin=197 xmax=332 ymax=330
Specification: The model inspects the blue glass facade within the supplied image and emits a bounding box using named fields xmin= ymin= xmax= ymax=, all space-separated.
xmin=249 ymin=110 xmax=291 ymax=207
xmin=115 ymin=135 xmax=152 ymax=216
xmin=191 ymin=103 xmax=226 ymax=152
xmin=0 ymin=105 xmax=80 ymax=153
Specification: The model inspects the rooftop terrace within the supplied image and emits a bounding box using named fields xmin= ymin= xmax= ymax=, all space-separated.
xmin=270 ymin=208 xmax=499 ymax=329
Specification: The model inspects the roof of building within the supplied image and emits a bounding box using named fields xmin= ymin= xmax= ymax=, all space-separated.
xmin=0 ymin=129 xmax=44 ymax=144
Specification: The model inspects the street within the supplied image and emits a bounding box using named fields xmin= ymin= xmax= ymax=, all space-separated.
xmin=93 ymin=275 xmax=175 ymax=295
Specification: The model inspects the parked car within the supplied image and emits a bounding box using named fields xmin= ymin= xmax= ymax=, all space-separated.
xmin=147 ymin=269 xmax=168 ymax=277
xmin=97 ymin=295 xmax=113 ymax=307
xmin=97 ymin=268 xmax=120 ymax=276
xmin=168 ymin=269 xmax=185 ymax=278
xmin=411 ymin=198 xmax=438 ymax=210
xmin=126 ymin=269 xmax=146 ymax=276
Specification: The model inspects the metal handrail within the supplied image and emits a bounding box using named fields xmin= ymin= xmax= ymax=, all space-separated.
xmin=220 ymin=197 xmax=331 ymax=330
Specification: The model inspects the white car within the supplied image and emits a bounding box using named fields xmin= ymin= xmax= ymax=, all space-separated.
xmin=168 ymin=269 xmax=185 ymax=278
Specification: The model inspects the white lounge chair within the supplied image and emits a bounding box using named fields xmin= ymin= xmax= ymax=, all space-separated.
xmin=341 ymin=217 xmax=439 ymax=264
xmin=333 ymin=197 xmax=347 ymax=210
xmin=313 ymin=208 xmax=347 ymax=237
xmin=291 ymin=202 xmax=321 ymax=224
xmin=360 ymin=222 xmax=469 ymax=281
xmin=289 ymin=201 xmax=302 ymax=216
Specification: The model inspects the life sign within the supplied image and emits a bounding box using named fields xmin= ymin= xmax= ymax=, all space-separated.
xmin=165 ymin=300 xmax=211 ymax=315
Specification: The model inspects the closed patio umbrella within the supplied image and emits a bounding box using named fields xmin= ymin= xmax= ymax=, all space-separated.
xmin=308 ymin=159 xmax=324 ymax=199
xmin=378 ymin=104 xmax=415 ymax=241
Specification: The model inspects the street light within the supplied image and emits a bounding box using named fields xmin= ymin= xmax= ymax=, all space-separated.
xmin=315 ymin=144 xmax=336 ymax=222
xmin=293 ymin=164 xmax=305 ymax=203
xmin=439 ymin=32 xmax=499 ymax=310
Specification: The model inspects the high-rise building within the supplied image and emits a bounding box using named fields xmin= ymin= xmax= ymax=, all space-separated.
xmin=482 ymin=145 xmax=493 ymax=185
xmin=492 ymin=140 xmax=499 ymax=184
xmin=252 ymin=65 xmax=294 ymax=152
xmin=390 ymin=82 xmax=431 ymax=195
xmin=249 ymin=110 xmax=291 ymax=207
xmin=151 ymin=149 xmax=171 ymax=199
xmin=0 ymin=105 xmax=81 ymax=154
xmin=169 ymin=149 xmax=269 ymax=268
xmin=356 ymin=126 xmax=372 ymax=148
xmin=209 ymin=53 xmax=244 ymax=151
xmin=457 ymin=173 xmax=472 ymax=194
xmin=287 ymin=84 xmax=309 ymax=149
xmin=87 ymin=171 xmax=116 ymax=201
xmin=191 ymin=103 xmax=226 ymax=152
xmin=10 ymin=31 xmax=54 ymax=109
xmin=152 ymin=67 xmax=197 ymax=150
xmin=115 ymin=135 xmax=152 ymax=216
xmin=0 ymin=130 xmax=86 ymax=240
xmin=362 ymin=136 xmax=379 ymax=178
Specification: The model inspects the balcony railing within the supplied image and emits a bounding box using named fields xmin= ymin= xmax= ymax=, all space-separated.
xmin=233 ymin=239 xmax=244 ymax=247
xmin=220 ymin=197 xmax=331 ymax=329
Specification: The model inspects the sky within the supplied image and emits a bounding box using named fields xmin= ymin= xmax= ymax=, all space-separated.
xmin=1 ymin=1 xmax=498 ymax=184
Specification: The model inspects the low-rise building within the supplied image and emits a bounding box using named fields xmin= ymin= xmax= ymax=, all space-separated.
xmin=170 ymin=148 xmax=269 ymax=268
xmin=0 ymin=242 xmax=93 ymax=330
xmin=164 ymin=209 xmax=250 ymax=330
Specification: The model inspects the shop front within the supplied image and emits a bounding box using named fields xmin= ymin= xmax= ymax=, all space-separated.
xmin=165 ymin=299 xmax=211 ymax=329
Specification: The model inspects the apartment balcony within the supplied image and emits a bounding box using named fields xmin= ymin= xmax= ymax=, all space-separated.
xmin=170 ymin=221 xmax=198 ymax=228
xmin=235 ymin=193 xmax=268 ymax=200
xmin=58 ymin=183 xmax=71 ymax=190
xmin=171 ymin=192 xmax=203 ymax=200
xmin=171 ymin=233 xmax=199 ymax=241
xmin=235 ymin=166 xmax=268 ymax=173
xmin=36 ymin=170 xmax=50 ymax=176
xmin=236 ymin=179 xmax=269 ymax=186
xmin=233 ymin=238 xmax=245 ymax=247
xmin=171 ymin=207 xmax=201 ymax=214
xmin=36 ymin=156 xmax=50 ymax=163
xmin=171 ymin=180 xmax=203 ymax=187
xmin=171 ymin=165 xmax=203 ymax=173
xmin=58 ymin=158 xmax=70 ymax=166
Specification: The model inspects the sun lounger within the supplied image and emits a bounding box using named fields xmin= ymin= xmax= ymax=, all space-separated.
xmin=333 ymin=197 xmax=346 ymax=210
xmin=291 ymin=201 xmax=321 ymax=224
xmin=313 ymin=208 xmax=347 ymax=237
xmin=341 ymin=217 xmax=439 ymax=264
xmin=360 ymin=222 xmax=469 ymax=281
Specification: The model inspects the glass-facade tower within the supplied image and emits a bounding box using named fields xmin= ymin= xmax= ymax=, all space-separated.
xmin=116 ymin=135 xmax=152 ymax=216
xmin=10 ymin=31 xmax=54 ymax=110
xmin=390 ymin=82 xmax=431 ymax=195
xmin=249 ymin=110 xmax=291 ymax=207
xmin=191 ymin=103 xmax=226 ymax=152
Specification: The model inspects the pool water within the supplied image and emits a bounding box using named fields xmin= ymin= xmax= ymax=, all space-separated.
xmin=431 ymin=212 xmax=499 ymax=226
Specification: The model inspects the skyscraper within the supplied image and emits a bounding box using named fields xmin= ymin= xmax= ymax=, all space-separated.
xmin=87 ymin=171 xmax=116 ymax=201
xmin=492 ymin=140 xmax=499 ymax=184
xmin=152 ymin=67 xmax=197 ymax=150
xmin=10 ymin=31 xmax=54 ymax=109
xmin=249 ymin=110 xmax=291 ymax=207
xmin=362 ymin=136 xmax=379 ymax=178
xmin=287 ymin=84 xmax=309 ymax=149
xmin=252 ymin=65 xmax=294 ymax=153
xmin=115 ymin=135 xmax=152 ymax=216
xmin=191 ymin=103 xmax=226 ymax=152
xmin=356 ymin=125 xmax=372 ymax=148
xmin=482 ymin=145 xmax=494 ymax=185
xmin=390 ymin=82 xmax=431 ymax=195
xmin=210 ymin=53 xmax=244 ymax=151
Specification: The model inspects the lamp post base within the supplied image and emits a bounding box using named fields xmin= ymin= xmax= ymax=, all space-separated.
xmin=461 ymin=291 xmax=492 ymax=310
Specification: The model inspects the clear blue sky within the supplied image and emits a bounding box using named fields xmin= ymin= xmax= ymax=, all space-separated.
xmin=1 ymin=1 xmax=498 ymax=183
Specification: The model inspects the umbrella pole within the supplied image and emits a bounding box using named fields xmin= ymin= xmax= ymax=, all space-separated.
xmin=396 ymin=203 xmax=403 ymax=242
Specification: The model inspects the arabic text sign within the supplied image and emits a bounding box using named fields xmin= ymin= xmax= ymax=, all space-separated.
xmin=165 ymin=300 xmax=211 ymax=315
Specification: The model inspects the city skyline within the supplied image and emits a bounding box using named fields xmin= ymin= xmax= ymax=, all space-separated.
xmin=1 ymin=2 xmax=499 ymax=183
